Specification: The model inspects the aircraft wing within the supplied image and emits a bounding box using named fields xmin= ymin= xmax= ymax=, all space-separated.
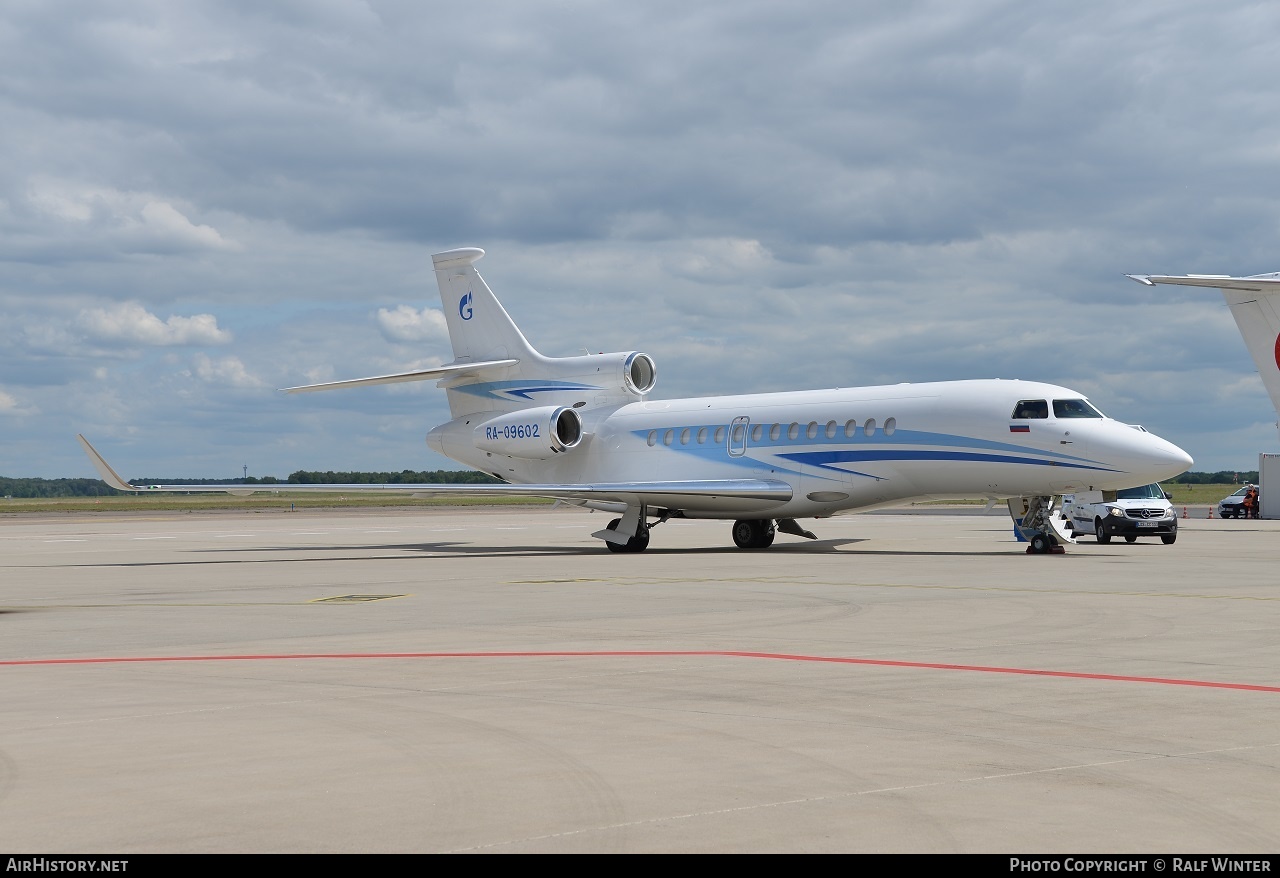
xmin=76 ymin=435 xmax=792 ymax=513
xmin=280 ymin=357 xmax=519 ymax=393
xmin=1127 ymin=274 xmax=1280 ymax=292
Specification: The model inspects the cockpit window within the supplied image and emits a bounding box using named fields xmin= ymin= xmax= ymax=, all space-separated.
xmin=1053 ymin=398 xmax=1103 ymax=419
xmin=1012 ymin=399 xmax=1048 ymax=419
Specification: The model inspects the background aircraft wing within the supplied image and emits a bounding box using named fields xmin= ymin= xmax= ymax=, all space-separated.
xmin=1127 ymin=273 xmax=1280 ymax=292
xmin=77 ymin=435 xmax=792 ymax=512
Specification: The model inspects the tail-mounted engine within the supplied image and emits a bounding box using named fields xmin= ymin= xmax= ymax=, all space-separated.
xmin=474 ymin=406 xmax=583 ymax=459
xmin=528 ymin=349 xmax=656 ymax=401
xmin=435 ymin=348 xmax=657 ymax=415
xmin=620 ymin=352 xmax=657 ymax=395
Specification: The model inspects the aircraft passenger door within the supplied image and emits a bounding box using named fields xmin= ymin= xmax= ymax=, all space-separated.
xmin=728 ymin=416 xmax=749 ymax=457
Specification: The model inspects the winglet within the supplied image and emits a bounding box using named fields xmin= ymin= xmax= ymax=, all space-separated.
xmin=1125 ymin=274 xmax=1154 ymax=286
xmin=76 ymin=434 xmax=141 ymax=492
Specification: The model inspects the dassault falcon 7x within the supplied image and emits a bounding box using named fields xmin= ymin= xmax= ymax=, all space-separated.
xmin=78 ymin=248 xmax=1193 ymax=554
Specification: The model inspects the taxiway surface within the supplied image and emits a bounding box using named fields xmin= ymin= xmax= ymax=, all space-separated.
xmin=2 ymin=506 xmax=1278 ymax=853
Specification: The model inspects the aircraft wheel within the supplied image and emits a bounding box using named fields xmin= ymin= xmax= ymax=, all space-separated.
xmin=1095 ymin=519 xmax=1111 ymax=544
xmin=605 ymin=518 xmax=650 ymax=553
xmin=1029 ymin=533 xmax=1053 ymax=554
xmin=758 ymin=522 xmax=775 ymax=548
xmin=1161 ymin=534 xmax=1177 ymax=545
xmin=732 ymin=519 xmax=775 ymax=549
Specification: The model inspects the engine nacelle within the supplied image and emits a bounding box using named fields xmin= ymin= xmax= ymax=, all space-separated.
xmin=474 ymin=406 xmax=584 ymax=459
xmin=620 ymin=352 xmax=657 ymax=395
xmin=533 ymin=350 xmax=656 ymax=400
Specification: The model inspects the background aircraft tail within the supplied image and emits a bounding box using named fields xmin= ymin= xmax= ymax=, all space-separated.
xmin=1131 ymin=272 xmax=1280 ymax=417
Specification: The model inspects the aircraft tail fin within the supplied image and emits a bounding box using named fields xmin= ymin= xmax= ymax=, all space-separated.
xmin=432 ymin=248 xmax=540 ymax=364
xmin=286 ymin=248 xmax=656 ymax=420
xmin=1130 ymin=273 xmax=1280 ymax=416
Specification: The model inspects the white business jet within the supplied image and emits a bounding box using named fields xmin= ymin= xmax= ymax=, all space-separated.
xmin=78 ymin=247 xmax=1193 ymax=554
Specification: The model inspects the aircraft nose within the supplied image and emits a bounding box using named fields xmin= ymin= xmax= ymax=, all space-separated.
xmin=1142 ymin=432 xmax=1194 ymax=480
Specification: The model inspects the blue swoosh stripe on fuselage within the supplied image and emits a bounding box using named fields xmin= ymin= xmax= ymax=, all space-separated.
xmin=629 ymin=426 xmax=1099 ymax=466
xmin=453 ymin=380 xmax=602 ymax=401
xmin=779 ymin=448 xmax=1119 ymax=474
xmin=889 ymin=429 xmax=1089 ymax=461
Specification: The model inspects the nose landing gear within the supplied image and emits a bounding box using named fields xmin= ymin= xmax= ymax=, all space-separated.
xmin=1012 ymin=495 xmax=1073 ymax=554
xmin=1027 ymin=532 xmax=1064 ymax=554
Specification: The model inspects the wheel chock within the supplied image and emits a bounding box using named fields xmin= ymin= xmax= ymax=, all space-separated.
xmin=1026 ymin=545 xmax=1067 ymax=555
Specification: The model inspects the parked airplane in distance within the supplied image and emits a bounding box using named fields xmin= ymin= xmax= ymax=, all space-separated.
xmin=78 ymin=248 xmax=1193 ymax=554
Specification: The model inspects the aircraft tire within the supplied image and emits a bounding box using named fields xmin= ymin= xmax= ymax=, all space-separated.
xmin=758 ymin=522 xmax=775 ymax=548
xmin=604 ymin=518 xmax=650 ymax=553
xmin=1095 ymin=519 xmax=1111 ymax=544
xmin=1029 ymin=533 xmax=1053 ymax=554
xmin=732 ymin=519 xmax=775 ymax=549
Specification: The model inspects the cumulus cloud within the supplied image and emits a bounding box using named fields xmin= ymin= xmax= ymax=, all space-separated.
xmin=191 ymin=354 xmax=265 ymax=388
xmin=376 ymin=305 xmax=449 ymax=343
xmin=78 ymin=302 xmax=232 ymax=346
xmin=26 ymin=179 xmax=238 ymax=255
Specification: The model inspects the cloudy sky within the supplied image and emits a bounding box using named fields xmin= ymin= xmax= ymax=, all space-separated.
xmin=3 ymin=0 xmax=1279 ymax=481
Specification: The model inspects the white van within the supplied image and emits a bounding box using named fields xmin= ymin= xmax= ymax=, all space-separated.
xmin=1063 ymin=483 xmax=1177 ymax=545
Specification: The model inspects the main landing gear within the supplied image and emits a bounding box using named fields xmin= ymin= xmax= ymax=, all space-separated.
xmin=731 ymin=519 xmax=775 ymax=549
xmin=597 ymin=510 xmax=817 ymax=552
xmin=603 ymin=518 xmax=650 ymax=553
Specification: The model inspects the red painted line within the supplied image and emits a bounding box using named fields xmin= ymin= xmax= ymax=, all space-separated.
xmin=2 ymin=650 xmax=1277 ymax=693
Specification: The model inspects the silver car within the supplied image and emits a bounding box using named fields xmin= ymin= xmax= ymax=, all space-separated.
xmin=1217 ymin=486 xmax=1251 ymax=519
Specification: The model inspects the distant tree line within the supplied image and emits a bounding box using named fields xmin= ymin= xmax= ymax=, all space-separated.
xmin=1 ymin=470 xmax=502 ymax=498
xmin=282 ymin=470 xmax=501 ymax=485
xmin=1167 ymin=471 xmax=1258 ymax=485
xmin=0 ymin=478 xmax=122 ymax=498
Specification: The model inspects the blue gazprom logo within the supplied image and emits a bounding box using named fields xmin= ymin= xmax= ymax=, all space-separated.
xmin=459 ymin=291 xmax=473 ymax=320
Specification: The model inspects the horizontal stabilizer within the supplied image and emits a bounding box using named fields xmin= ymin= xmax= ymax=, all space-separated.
xmin=281 ymin=358 xmax=518 ymax=394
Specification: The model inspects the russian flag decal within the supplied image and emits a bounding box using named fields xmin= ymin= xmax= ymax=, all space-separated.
xmin=1009 ymin=425 xmax=1030 ymax=433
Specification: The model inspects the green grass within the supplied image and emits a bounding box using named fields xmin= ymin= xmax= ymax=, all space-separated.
xmin=910 ymin=483 xmax=1242 ymax=507
xmin=1160 ymin=483 xmax=1247 ymax=506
